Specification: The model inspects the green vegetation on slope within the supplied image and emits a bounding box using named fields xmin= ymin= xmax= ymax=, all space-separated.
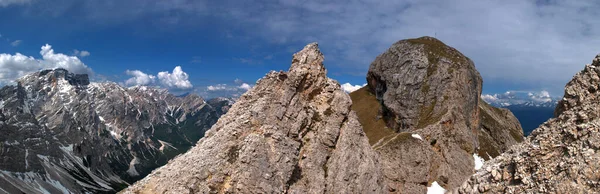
xmin=405 ymin=36 xmax=470 ymax=65
xmin=349 ymin=86 xmax=395 ymax=145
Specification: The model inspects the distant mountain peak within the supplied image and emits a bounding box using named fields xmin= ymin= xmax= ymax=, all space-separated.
xmin=0 ymin=69 xmax=229 ymax=193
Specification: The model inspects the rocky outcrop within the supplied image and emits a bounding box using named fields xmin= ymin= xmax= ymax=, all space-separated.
xmin=123 ymin=43 xmax=384 ymax=193
xmin=477 ymin=100 xmax=524 ymax=159
xmin=206 ymin=97 xmax=234 ymax=116
xmin=457 ymin=54 xmax=600 ymax=193
xmin=0 ymin=70 xmax=223 ymax=193
xmin=358 ymin=36 xmax=524 ymax=192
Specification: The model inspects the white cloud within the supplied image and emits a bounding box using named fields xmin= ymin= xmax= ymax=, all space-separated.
xmin=481 ymin=94 xmax=499 ymax=103
xmin=340 ymin=83 xmax=366 ymax=93
xmin=124 ymin=70 xmax=156 ymax=86
xmin=207 ymin=84 xmax=229 ymax=91
xmin=528 ymin=90 xmax=552 ymax=103
xmin=10 ymin=40 xmax=21 ymax=47
xmin=0 ymin=44 xmax=93 ymax=84
xmin=0 ymin=0 xmax=31 ymax=7
xmin=73 ymin=49 xmax=91 ymax=57
xmin=238 ymin=83 xmax=252 ymax=90
xmin=157 ymin=66 xmax=193 ymax=90
xmin=234 ymin=78 xmax=243 ymax=84
xmin=40 ymin=44 xmax=93 ymax=75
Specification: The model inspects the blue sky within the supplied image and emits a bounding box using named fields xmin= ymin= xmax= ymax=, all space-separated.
xmin=1 ymin=0 xmax=600 ymax=99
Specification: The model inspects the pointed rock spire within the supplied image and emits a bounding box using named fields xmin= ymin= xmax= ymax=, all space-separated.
xmin=123 ymin=43 xmax=384 ymax=193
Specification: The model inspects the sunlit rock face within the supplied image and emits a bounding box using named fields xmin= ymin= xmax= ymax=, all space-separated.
xmin=458 ymin=54 xmax=600 ymax=193
xmin=123 ymin=43 xmax=386 ymax=194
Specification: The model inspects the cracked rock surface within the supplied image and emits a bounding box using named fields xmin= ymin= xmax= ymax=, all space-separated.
xmin=123 ymin=43 xmax=385 ymax=194
xmin=456 ymin=54 xmax=600 ymax=193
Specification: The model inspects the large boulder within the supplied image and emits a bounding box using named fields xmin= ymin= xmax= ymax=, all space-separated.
xmin=355 ymin=36 xmax=523 ymax=192
xmin=123 ymin=43 xmax=385 ymax=193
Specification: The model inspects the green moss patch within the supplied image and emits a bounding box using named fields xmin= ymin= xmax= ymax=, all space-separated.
xmin=405 ymin=36 xmax=469 ymax=66
xmin=349 ymin=86 xmax=396 ymax=145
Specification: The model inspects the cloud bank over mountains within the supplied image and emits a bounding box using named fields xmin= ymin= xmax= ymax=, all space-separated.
xmin=481 ymin=90 xmax=559 ymax=107
xmin=0 ymin=44 xmax=93 ymax=84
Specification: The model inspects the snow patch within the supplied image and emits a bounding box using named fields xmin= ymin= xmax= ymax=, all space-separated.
xmin=25 ymin=149 xmax=29 ymax=169
xmin=427 ymin=181 xmax=446 ymax=194
xmin=126 ymin=157 xmax=140 ymax=176
xmin=157 ymin=140 xmax=177 ymax=152
xmin=411 ymin=134 xmax=423 ymax=140
xmin=473 ymin=153 xmax=485 ymax=170
xmin=59 ymin=144 xmax=73 ymax=152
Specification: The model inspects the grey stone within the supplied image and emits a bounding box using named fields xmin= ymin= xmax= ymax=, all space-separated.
xmin=0 ymin=69 xmax=224 ymax=193
xmin=459 ymin=53 xmax=600 ymax=193
xmin=123 ymin=43 xmax=385 ymax=194
xmin=366 ymin=36 xmax=524 ymax=192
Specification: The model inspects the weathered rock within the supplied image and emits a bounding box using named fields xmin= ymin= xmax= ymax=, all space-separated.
xmin=207 ymin=97 xmax=234 ymax=116
xmin=123 ymin=43 xmax=385 ymax=193
xmin=367 ymin=36 xmax=482 ymax=133
xmin=0 ymin=70 xmax=223 ymax=193
xmin=361 ymin=36 xmax=524 ymax=192
xmin=477 ymin=100 xmax=524 ymax=159
xmin=457 ymin=53 xmax=600 ymax=193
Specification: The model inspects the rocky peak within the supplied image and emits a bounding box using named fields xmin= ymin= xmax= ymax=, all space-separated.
xmin=555 ymin=53 xmax=600 ymax=117
xmin=457 ymin=53 xmax=600 ymax=193
xmin=31 ymin=68 xmax=90 ymax=87
xmin=0 ymin=69 xmax=222 ymax=193
xmin=123 ymin=43 xmax=384 ymax=193
xmin=367 ymin=36 xmax=482 ymax=132
xmin=354 ymin=36 xmax=522 ymax=192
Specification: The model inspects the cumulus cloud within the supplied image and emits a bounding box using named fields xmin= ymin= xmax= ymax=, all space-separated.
xmin=201 ymin=79 xmax=254 ymax=98
xmin=340 ymin=83 xmax=366 ymax=93
xmin=528 ymin=90 xmax=552 ymax=103
xmin=10 ymin=40 xmax=21 ymax=47
xmin=0 ymin=44 xmax=93 ymax=84
xmin=40 ymin=44 xmax=93 ymax=75
xmin=207 ymin=84 xmax=230 ymax=91
xmin=238 ymin=83 xmax=252 ymax=90
xmin=73 ymin=49 xmax=91 ymax=57
xmin=157 ymin=66 xmax=193 ymax=90
xmin=124 ymin=70 xmax=155 ymax=86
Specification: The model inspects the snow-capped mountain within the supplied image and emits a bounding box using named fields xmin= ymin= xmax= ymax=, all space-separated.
xmin=0 ymin=69 xmax=230 ymax=193
xmin=481 ymin=91 xmax=560 ymax=108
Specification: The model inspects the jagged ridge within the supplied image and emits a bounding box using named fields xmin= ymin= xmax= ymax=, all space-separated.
xmin=457 ymin=54 xmax=600 ymax=193
xmin=123 ymin=43 xmax=385 ymax=193
xmin=0 ymin=69 xmax=228 ymax=193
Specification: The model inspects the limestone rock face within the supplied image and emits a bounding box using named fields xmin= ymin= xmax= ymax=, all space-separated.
xmin=362 ymin=36 xmax=524 ymax=192
xmin=477 ymin=100 xmax=524 ymax=159
xmin=367 ymin=36 xmax=482 ymax=132
xmin=0 ymin=69 xmax=222 ymax=193
xmin=124 ymin=43 xmax=385 ymax=194
xmin=457 ymin=54 xmax=600 ymax=193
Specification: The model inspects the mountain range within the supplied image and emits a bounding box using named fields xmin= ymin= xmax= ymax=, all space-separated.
xmin=0 ymin=68 xmax=231 ymax=193
xmin=2 ymin=36 xmax=599 ymax=194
